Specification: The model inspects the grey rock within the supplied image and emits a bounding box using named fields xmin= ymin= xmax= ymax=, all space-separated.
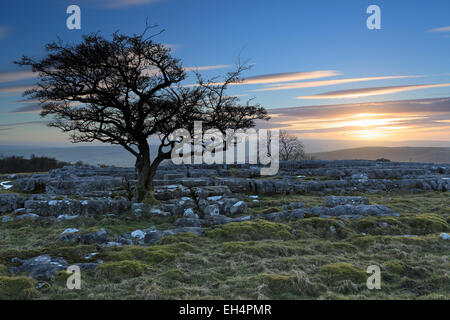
xmin=131 ymin=230 xmax=146 ymax=240
xmin=440 ymin=233 xmax=449 ymax=240
xmin=183 ymin=208 xmax=198 ymax=218
xmin=61 ymin=228 xmax=79 ymax=235
xmin=261 ymin=209 xmax=305 ymax=221
xmin=10 ymin=255 xmax=69 ymax=280
xmin=0 ymin=194 xmax=21 ymax=213
xmin=203 ymin=204 xmax=220 ymax=217
xmin=193 ymin=185 xmax=232 ymax=199
xmin=144 ymin=227 xmax=204 ymax=244
xmin=1 ymin=215 xmax=13 ymax=223
xmin=15 ymin=213 xmax=40 ymax=221
xmin=174 ymin=218 xmax=205 ymax=228
xmin=59 ymin=228 xmax=111 ymax=244
xmin=324 ymin=196 xmax=369 ymax=207
xmin=57 ymin=214 xmax=79 ymax=220
xmin=229 ymin=201 xmax=248 ymax=215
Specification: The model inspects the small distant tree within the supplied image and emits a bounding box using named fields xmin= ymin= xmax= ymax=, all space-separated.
xmin=15 ymin=25 xmax=269 ymax=201
xmin=279 ymin=130 xmax=306 ymax=161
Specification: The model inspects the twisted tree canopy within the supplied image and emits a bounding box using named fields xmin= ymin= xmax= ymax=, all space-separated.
xmin=16 ymin=26 xmax=269 ymax=200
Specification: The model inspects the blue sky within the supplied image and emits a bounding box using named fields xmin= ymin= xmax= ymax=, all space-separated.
xmin=0 ymin=0 xmax=449 ymax=146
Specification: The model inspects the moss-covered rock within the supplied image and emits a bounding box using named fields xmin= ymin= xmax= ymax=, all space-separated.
xmin=319 ymin=262 xmax=366 ymax=285
xmin=0 ymin=248 xmax=43 ymax=266
xmin=0 ymin=276 xmax=36 ymax=299
xmin=95 ymin=260 xmax=145 ymax=282
xmin=206 ymin=219 xmax=294 ymax=241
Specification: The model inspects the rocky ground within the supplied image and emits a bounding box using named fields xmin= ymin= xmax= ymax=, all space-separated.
xmin=0 ymin=160 xmax=449 ymax=299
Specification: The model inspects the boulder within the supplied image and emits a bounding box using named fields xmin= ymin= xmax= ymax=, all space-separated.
xmin=10 ymin=255 xmax=68 ymax=280
xmin=229 ymin=201 xmax=248 ymax=215
xmin=0 ymin=194 xmax=21 ymax=213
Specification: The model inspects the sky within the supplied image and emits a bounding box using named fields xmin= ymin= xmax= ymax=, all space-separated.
xmin=0 ymin=0 xmax=449 ymax=150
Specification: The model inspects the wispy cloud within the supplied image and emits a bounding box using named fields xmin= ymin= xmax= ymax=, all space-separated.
xmin=427 ymin=26 xmax=450 ymax=33
xmin=0 ymin=70 xmax=36 ymax=84
xmin=9 ymin=104 xmax=42 ymax=114
xmin=0 ymin=85 xmax=36 ymax=93
xmin=185 ymin=70 xmax=340 ymax=87
xmin=241 ymin=70 xmax=340 ymax=85
xmin=0 ymin=121 xmax=48 ymax=131
xmin=253 ymin=75 xmax=416 ymax=92
xmin=184 ymin=65 xmax=231 ymax=72
xmin=296 ymin=83 xmax=450 ymax=99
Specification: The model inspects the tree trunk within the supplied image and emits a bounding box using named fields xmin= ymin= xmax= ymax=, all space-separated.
xmin=134 ymin=143 xmax=165 ymax=203
xmin=135 ymin=141 xmax=154 ymax=202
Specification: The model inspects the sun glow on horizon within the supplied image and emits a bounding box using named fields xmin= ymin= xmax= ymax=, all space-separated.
xmin=267 ymin=111 xmax=439 ymax=140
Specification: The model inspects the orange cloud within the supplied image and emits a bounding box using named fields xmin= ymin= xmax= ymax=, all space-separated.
xmin=296 ymin=83 xmax=450 ymax=99
xmin=185 ymin=70 xmax=340 ymax=87
xmin=252 ymin=75 xmax=416 ymax=92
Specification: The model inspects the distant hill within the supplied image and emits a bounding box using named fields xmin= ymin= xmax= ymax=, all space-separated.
xmin=310 ymin=146 xmax=450 ymax=164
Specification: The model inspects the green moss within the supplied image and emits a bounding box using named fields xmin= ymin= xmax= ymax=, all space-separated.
xmin=44 ymin=245 xmax=99 ymax=263
xmin=350 ymin=234 xmax=441 ymax=248
xmin=0 ymin=248 xmax=43 ymax=266
xmin=104 ymin=243 xmax=194 ymax=265
xmin=95 ymin=260 xmax=145 ymax=282
xmin=319 ymin=262 xmax=366 ymax=284
xmin=292 ymin=218 xmax=352 ymax=239
xmin=223 ymin=240 xmax=314 ymax=257
xmin=402 ymin=214 xmax=448 ymax=233
xmin=249 ymin=206 xmax=282 ymax=215
xmin=157 ymin=232 xmax=202 ymax=245
xmin=54 ymin=270 xmax=72 ymax=286
xmin=0 ymin=264 xmax=8 ymax=276
xmin=384 ymin=260 xmax=404 ymax=275
xmin=162 ymin=269 xmax=186 ymax=282
xmin=206 ymin=219 xmax=294 ymax=241
xmin=260 ymin=271 xmax=320 ymax=299
xmin=0 ymin=276 xmax=36 ymax=299
xmin=142 ymin=190 xmax=160 ymax=205
xmin=315 ymin=241 xmax=358 ymax=253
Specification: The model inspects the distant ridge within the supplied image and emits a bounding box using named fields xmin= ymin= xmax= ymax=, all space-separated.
xmin=311 ymin=146 xmax=450 ymax=164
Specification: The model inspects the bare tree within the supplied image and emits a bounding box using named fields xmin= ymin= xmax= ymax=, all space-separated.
xmin=15 ymin=26 xmax=269 ymax=201
xmin=279 ymin=130 xmax=306 ymax=161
